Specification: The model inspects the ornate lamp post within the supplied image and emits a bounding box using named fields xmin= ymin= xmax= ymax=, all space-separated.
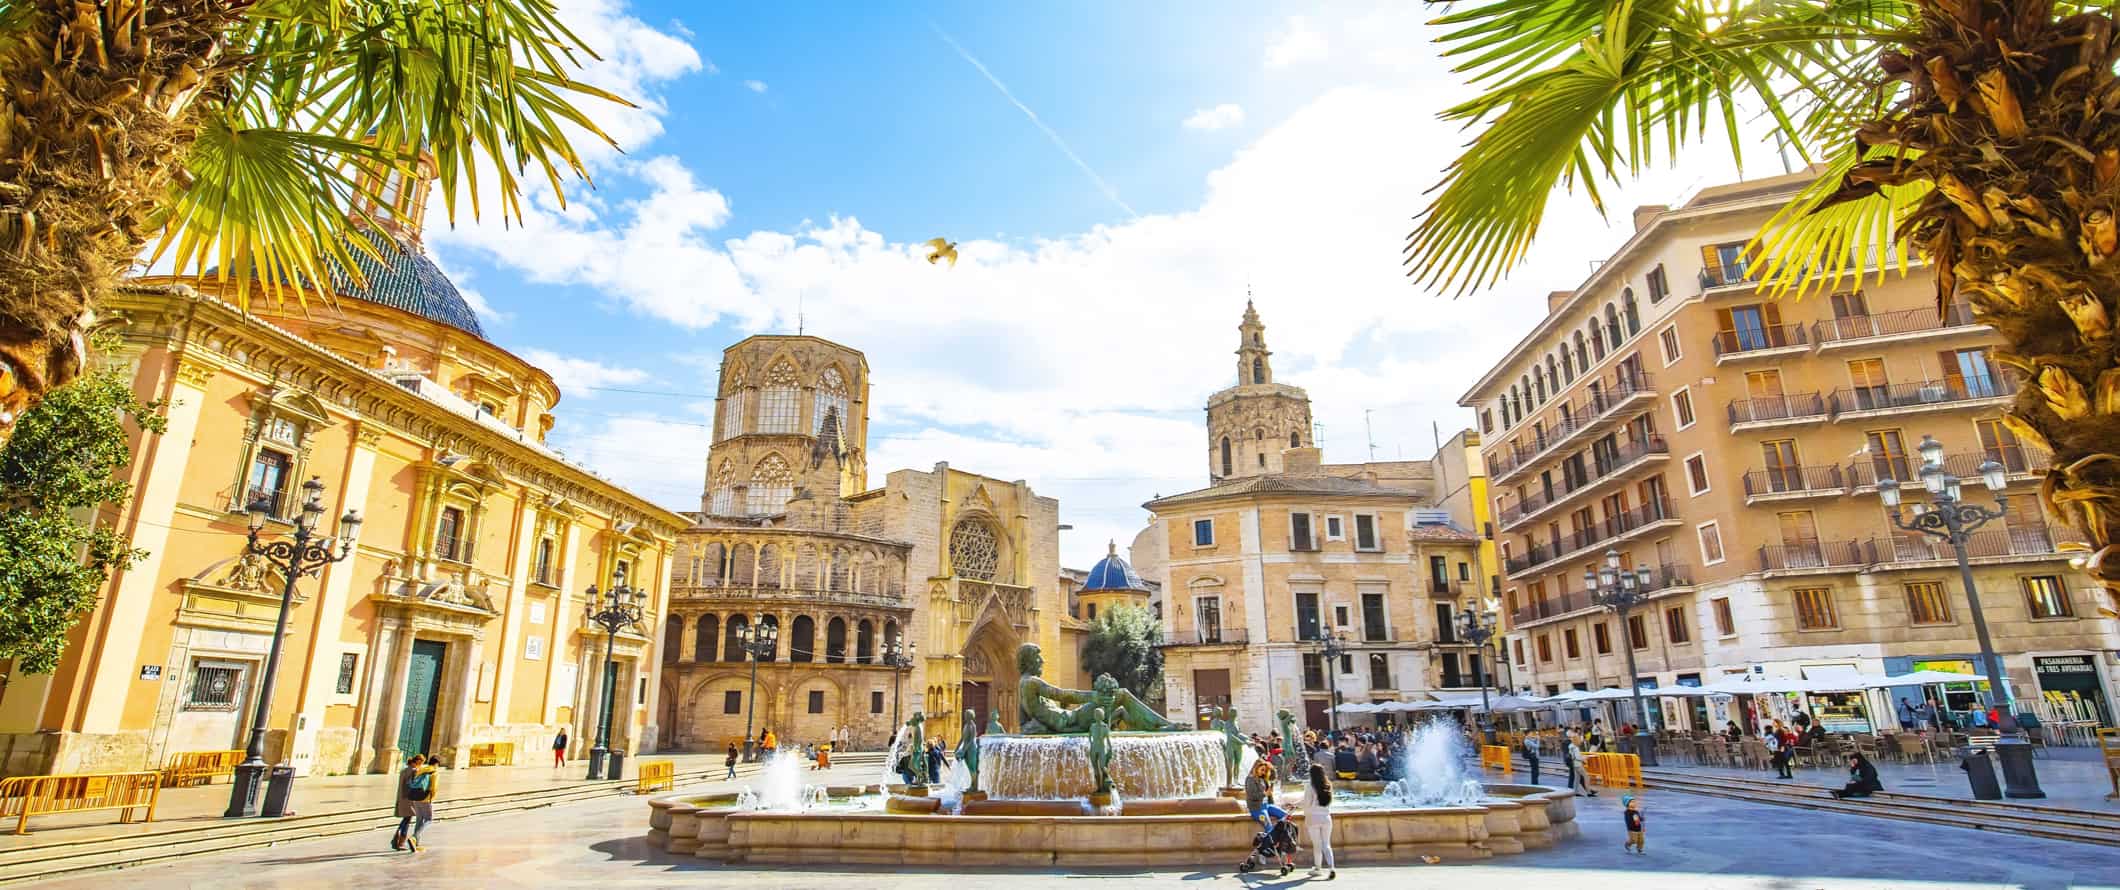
xmin=1878 ymin=434 xmax=2043 ymax=798
xmin=227 ymin=477 xmax=361 ymax=818
xmin=1584 ymin=549 xmax=1658 ymax=766
xmin=883 ymin=638 xmax=918 ymax=736
xmin=736 ymin=616 xmax=779 ymax=761
xmin=1456 ymin=598 xmax=1500 ymax=744
xmin=1318 ymin=630 xmax=1351 ymax=736
xmin=582 ymin=565 xmax=644 ymax=780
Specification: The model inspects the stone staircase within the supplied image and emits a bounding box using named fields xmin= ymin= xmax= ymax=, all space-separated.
xmin=1640 ymin=766 xmax=2120 ymax=847
xmin=0 ymin=751 xmax=888 ymax=886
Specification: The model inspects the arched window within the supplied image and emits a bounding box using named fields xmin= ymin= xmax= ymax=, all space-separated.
xmin=856 ymin=619 xmax=875 ymax=664
xmin=814 ymin=366 xmax=850 ymax=436
xmin=1251 ymin=358 xmax=1265 ymax=384
xmin=1289 ymin=431 xmax=1300 ymax=448
xmin=884 ymin=620 xmax=899 ymax=650
xmin=949 ymin=519 xmax=1000 ymax=581
xmin=756 ymin=614 xmax=779 ymax=662
xmin=1533 ymin=374 xmax=1545 ymax=404
xmin=1545 ymin=356 xmax=1559 ymax=394
xmin=1604 ymin=304 xmax=1623 ymax=346
xmin=700 ymin=541 xmax=726 ymax=586
xmin=795 ymin=544 xmax=818 ymax=588
xmin=717 ymin=364 xmax=747 ymax=441
xmin=1590 ymin=322 xmax=1606 ymax=359
xmin=1560 ymin=348 xmax=1574 ymax=381
xmin=757 ymin=358 xmax=800 ymax=433
xmin=1220 ymin=437 xmax=1232 ymax=476
xmin=1254 ymin=427 xmax=1264 ymax=441
xmin=1573 ymin=332 xmax=1589 ymax=370
xmin=829 ymin=547 xmax=850 ymax=591
xmin=757 ymin=543 xmax=782 ymax=588
xmin=662 ymin=615 xmax=684 ymax=664
xmin=709 ymin=460 xmax=737 ymax=516
xmin=746 ymin=454 xmax=794 ymax=516
xmin=826 ymin=617 xmax=847 ymax=663
xmin=1621 ymin=288 xmax=1641 ymax=335
xmin=1252 ymin=332 xmax=1262 ymax=346
xmin=696 ymin=615 xmax=718 ymax=662
xmin=730 ymin=543 xmax=755 ymax=586
xmin=723 ymin=614 xmax=747 ymax=663
xmin=790 ymin=615 xmax=815 ymax=662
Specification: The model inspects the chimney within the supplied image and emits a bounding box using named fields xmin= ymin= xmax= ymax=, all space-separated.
xmin=1283 ymin=447 xmax=1323 ymax=474
xmin=1545 ymin=290 xmax=1573 ymax=314
xmin=1632 ymin=204 xmax=1668 ymax=232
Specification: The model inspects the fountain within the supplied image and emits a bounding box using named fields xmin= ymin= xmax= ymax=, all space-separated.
xmin=645 ymin=649 xmax=1577 ymax=866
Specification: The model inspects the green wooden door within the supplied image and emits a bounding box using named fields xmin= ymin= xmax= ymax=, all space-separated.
xmin=397 ymin=640 xmax=447 ymax=759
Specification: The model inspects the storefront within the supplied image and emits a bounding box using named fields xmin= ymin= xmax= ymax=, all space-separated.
xmin=1675 ymin=674 xmax=1708 ymax=731
xmin=2032 ymin=654 xmax=2113 ymax=725
xmin=1800 ymin=665 xmax=1876 ymax=733
xmin=1907 ymin=657 xmax=1989 ymax=713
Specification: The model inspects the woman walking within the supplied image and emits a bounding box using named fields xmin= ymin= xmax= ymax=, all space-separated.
xmin=725 ymin=742 xmax=739 ymax=780
xmin=1565 ymin=734 xmax=1596 ymax=797
xmin=391 ymin=754 xmax=438 ymax=852
xmin=1302 ymin=762 xmax=1336 ymax=880
xmin=551 ymin=728 xmax=569 ymax=769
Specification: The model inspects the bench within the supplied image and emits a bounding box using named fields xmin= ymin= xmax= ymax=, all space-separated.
xmin=636 ymin=760 xmax=675 ymax=794
xmin=468 ymin=742 xmax=516 ymax=767
xmin=0 ymin=772 xmax=161 ymax=835
xmin=159 ymin=750 xmax=244 ymax=787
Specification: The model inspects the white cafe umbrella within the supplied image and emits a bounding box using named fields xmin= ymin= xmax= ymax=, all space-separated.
xmin=1860 ymin=670 xmax=1987 ymax=689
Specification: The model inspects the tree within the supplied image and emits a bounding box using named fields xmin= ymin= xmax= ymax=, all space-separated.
xmin=1402 ymin=0 xmax=2120 ymax=613
xmin=1080 ymin=604 xmax=1165 ymax=705
xmin=0 ymin=0 xmax=628 ymax=444
xmin=0 ymin=363 xmax=164 ymax=673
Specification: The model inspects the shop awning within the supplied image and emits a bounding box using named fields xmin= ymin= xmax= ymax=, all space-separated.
xmin=1800 ymin=665 xmax=1869 ymax=691
xmin=1859 ymin=669 xmax=1987 ymax=689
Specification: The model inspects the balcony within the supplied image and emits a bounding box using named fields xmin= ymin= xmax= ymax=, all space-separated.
xmin=1429 ymin=577 xmax=1473 ymax=598
xmin=1815 ymin=304 xmax=1984 ymax=350
xmin=1496 ymin=435 xmax=1670 ymax=531
xmin=670 ymin=585 xmax=906 ymax=609
xmin=1742 ymin=464 xmax=1848 ymax=504
xmin=1847 ymin=446 xmax=2050 ymax=493
xmin=1726 ymin=392 xmax=1829 ymax=432
xmin=1489 ymin=372 xmax=1657 ymax=485
xmin=1711 ymin=323 xmax=1810 ymax=364
xmin=1504 ymin=497 xmax=1678 ymax=579
xmin=1507 ymin=563 xmax=1694 ymax=628
xmin=1698 ymin=263 xmax=1759 ymax=293
xmin=1161 ymin=626 xmax=1249 ymax=648
xmin=1829 ymin=375 xmax=2020 ymax=420
xmin=1864 ymin=524 xmax=2081 ymax=569
xmin=1757 ymin=540 xmax=1867 ymax=577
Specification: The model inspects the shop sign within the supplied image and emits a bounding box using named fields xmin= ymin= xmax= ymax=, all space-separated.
xmin=2035 ymin=655 xmax=2096 ymax=675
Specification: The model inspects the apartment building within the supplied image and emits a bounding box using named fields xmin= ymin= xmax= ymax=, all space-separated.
xmin=1459 ymin=170 xmax=2120 ymax=734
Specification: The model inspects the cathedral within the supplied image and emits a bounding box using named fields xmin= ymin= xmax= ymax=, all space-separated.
xmin=655 ymin=336 xmax=1089 ymax=750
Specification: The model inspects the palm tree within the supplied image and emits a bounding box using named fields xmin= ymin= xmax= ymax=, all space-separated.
xmin=1402 ymin=0 xmax=2120 ymax=611
xmin=0 ymin=0 xmax=627 ymax=439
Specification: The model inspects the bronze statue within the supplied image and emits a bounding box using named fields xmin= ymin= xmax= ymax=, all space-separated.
xmin=1217 ymin=706 xmax=1246 ymax=788
xmin=1014 ymin=643 xmax=1180 ymax=733
xmin=957 ymin=708 xmax=982 ymax=792
xmin=1275 ymin=708 xmax=1302 ymax=781
xmin=904 ymin=712 xmax=928 ymax=786
xmin=1087 ymin=708 xmax=1113 ymax=796
xmin=987 ymin=712 xmax=1006 ymax=736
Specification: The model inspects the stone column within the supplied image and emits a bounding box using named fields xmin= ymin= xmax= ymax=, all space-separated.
xmin=445 ymin=633 xmax=482 ymax=767
xmin=289 ymin=425 xmax=380 ymax=776
xmin=363 ymin=618 xmax=417 ymax=772
xmin=489 ymin=495 xmax=540 ymax=724
xmin=540 ymin=522 xmax=582 ymax=723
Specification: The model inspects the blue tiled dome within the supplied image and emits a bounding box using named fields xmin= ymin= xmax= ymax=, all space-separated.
xmin=1081 ymin=541 xmax=1147 ymax=592
xmin=323 ymin=233 xmax=486 ymax=338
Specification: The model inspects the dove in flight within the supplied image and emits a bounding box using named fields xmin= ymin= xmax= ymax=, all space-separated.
xmin=925 ymin=238 xmax=959 ymax=267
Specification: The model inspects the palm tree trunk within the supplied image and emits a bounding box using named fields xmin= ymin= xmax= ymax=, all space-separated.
xmin=0 ymin=0 xmax=242 ymax=439
xmin=1832 ymin=0 xmax=2120 ymax=613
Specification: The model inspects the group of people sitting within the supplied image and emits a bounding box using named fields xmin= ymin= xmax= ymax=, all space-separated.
xmin=1244 ymin=727 xmax=1408 ymax=783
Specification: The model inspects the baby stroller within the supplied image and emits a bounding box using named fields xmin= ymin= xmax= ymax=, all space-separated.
xmin=1236 ymin=816 xmax=1299 ymax=874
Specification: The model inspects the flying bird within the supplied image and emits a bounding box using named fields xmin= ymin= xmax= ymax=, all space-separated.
xmin=925 ymin=237 xmax=959 ymax=267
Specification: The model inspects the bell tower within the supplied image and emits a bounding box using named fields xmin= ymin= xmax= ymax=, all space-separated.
xmin=1204 ymin=300 xmax=1314 ymax=482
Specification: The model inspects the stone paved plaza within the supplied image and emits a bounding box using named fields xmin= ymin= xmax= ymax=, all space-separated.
xmin=25 ymin=777 xmax=2120 ymax=889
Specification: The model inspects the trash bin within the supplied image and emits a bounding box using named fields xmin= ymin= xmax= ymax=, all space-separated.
xmin=606 ymin=750 xmax=627 ymax=781
xmin=1960 ymin=747 xmax=2001 ymax=800
xmin=260 ymin=765 xmax=297 ymax=817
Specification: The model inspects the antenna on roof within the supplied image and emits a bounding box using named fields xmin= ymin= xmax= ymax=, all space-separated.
xmin=797 ymin=289 xmax=805 ymax=336
xmin=1364 ymin=410 xmax=1377 ymax=461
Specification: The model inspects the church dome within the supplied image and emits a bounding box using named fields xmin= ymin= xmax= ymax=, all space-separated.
xmin=322 ymin=232 xmax=486 ymax=338
xmin=1080 ymin=541 xmax=1148 ymax=592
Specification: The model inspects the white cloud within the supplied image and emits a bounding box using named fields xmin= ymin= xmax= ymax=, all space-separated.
xmin=517 ymin=348 xmax=650 ymax=399
xmin=1266 ymin=16 xmax=1329 ymax=68
xmin=547 ymin=409 xmax=714 ymax=509
xmin=1183 ymin=103 xmax=1246 ymax=131
xmin=744 ymin=79 xmax=767 ymax=93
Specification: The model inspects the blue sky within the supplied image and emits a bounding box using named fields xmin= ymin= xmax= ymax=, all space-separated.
xmin=419 ymin=1 xmax=1754 ymax=569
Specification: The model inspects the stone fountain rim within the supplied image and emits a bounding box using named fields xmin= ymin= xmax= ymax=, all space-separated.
xmin=649 ymin=784 xmax=1574 ymax=820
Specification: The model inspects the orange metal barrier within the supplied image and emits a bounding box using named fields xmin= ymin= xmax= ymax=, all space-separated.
xmin=1479 ymin=744 xmax=1513 ymax=775
xmin=0 ymin=772 xmax=161 ymax=835
xmin=636 ymin=760 xmax=676 ymax=794
xmin=160 ymin=750 xmax=244 ymax=787
xmin=469 ymin=742 xmax=517 ymax=767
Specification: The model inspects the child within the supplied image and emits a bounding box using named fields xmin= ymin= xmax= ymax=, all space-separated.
xmin=1621 ymin=795 xmax=1645 ymax=853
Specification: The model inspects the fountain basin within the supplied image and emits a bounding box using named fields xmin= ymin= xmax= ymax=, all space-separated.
xmin=977 ymin=731 xmax=1225 ymax=801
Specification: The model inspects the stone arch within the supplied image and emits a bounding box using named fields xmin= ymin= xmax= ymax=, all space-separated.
xmin=790 ymin=615 xmax=816 ymax=662
xmin=700 ymin=541 xmax=725 ymax=586
xmin=789 ymin=674 xmax=847 ymax=743
xmin=1590 ymin=320 xmax=1606 ymax=359
xmin=662 ymin=615 xmax=684 ymax=664
xmin=1251 ymin=357 xmax=1264 ymax=384
xmin=756 ymin=614 xmax=779 ymax=661
xmin=748 ymin=454 xmax=795 ymax=516
xmin=959 ymin=615 xmax=1022 ymax=734
xmin=757 ymin=543 xmax=782 ymax=588
xmin=825 ymin=617 xmax=847 ymax=664
xmin=829 ymin=547 xmax=850 ymax=591
xmin=1604 ymin=303 xmax=1623 ymax=346
xmin=684 ymin=670 xmax=773 ymax=750
xmin=1219 ymin=437 xmax=1231 ymax=476
xmin=695 ymin=614 xmax=719 ymax=663
xmin=884 ymin=619 xmax=900 ymax=650
xmin=856 ymin=619 xmax=875 ymax=664
xmin=722 ymin=614 xmax=748 ymax=663
xmin=730 ymin=543 xmax=755 ymax=586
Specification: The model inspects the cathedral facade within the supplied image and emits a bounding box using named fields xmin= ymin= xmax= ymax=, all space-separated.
xmin=658 ymin=336 xmax=1084 ymax=751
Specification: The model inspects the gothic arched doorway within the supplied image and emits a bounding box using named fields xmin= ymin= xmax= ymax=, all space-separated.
xmin=961 ymin=619 xmax=1020 ymax=736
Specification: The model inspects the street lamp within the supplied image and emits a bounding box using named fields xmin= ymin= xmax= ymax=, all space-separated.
xmin=882 ymin=638 xmax=918 ymax=735
xmin=1878 ymin=433 xmax=2043 ymax=797
xmin=736 ymin=615 xmax=779 ymax=761
xmin=1318 ymin=630 xmax=1351 ymax=736
xmin=1584 ymin=548 xmax=1659 ymax=766
xmin=582 ymin=564 xmax=644 ymax=780
xmin=226 ymin=477 xmax=361 ymax=818
xmin=1456 ymin=598 xmax=1500 ymax=744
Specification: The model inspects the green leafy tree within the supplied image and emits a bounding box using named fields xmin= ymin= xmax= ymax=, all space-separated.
xmin=1402 ymin=0 xmax=2120 ymax=614
xmin=1080 ymin=604 xmax=1165 ymax=704
xmin=0 ymin=365 xmax=164 ymax=672
xmin=0 ymin=0 xmax=628 ymax=443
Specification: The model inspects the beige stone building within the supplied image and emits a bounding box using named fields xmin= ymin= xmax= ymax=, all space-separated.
xmin=0 ymin=160 xmax=686 ymax=777
xmin=657 ymin=335 xmax=1084 ymax=751
xmin=1143 ymin=306 xmax=1486 ymax=734
xmin=1462 ymin=170 xmax=2120 ymax=732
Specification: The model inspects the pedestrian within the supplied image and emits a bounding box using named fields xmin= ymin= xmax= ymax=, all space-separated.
xmin=1897 ymin=697 xmax=1917 ymax=731
xmin=762 ymin=728 xmax=777 ymax=758
xmin=1244 ymin=759 xmax=1282 ymax=829
xmin=391 ymin=753 xmax=437 ymax=852
xmin=1522 ymin=732 xmax=1543 ymax=786
xmin=725 ymin=742 xmax=739 ymax=780
xmin=1830 ymin=752 xmax=1883 ymax=799
xmin=551 ymin=728 xmax=569 ymax=769
xmin=1621 ymin=794 xmax=1645 ymax=853
xmin=1565 ymin=734 xmax=1596 ymax=797
xmin=1302 ymin=762 xmax=1336 ymax=880
xmin=815 ymin=742 xmax=831 ymax=771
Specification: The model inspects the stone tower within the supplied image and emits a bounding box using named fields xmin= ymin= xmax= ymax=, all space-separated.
xmin=1205 ymin=301 xmax=1314 ymax=481
xmin=702 ymin=335 xmax=870 ymax=522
